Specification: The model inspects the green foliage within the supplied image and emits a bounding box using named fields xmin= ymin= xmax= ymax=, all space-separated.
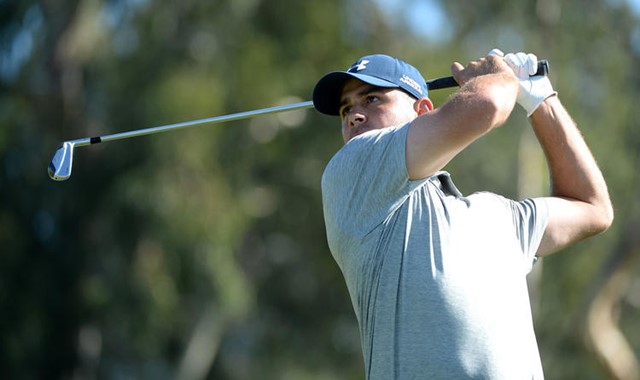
xmin=1 ymin=0 xmax=639 ymax=379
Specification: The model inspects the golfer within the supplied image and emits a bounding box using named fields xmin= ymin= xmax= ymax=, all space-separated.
xmin=312 ymin=50 xmax=613 ymax=379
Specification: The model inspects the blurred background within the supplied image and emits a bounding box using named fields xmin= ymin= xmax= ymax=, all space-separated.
xmin=1 ymin=0 xmax=639 ymax=379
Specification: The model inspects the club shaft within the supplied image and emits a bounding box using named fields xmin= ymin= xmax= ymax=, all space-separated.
xmin=74 ymin=101 xmax=314 ymax=147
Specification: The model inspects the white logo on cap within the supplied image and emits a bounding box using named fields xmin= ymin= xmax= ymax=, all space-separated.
xmin=400 ymin=75 xmax=423 ymax=95
xmin=353 ymin=60 xmax=370 ymax=71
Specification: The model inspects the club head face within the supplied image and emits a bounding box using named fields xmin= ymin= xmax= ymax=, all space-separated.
xmin=48 ymin=141 xmax=75 ymax=181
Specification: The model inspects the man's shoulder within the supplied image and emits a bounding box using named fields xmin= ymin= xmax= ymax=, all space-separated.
xmin=323 ymin=125 xmax=408 ymax=182
xmin=330 ymin=124 xmax=408 ymax=161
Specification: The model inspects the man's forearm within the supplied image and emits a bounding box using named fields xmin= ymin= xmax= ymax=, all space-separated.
xmin=530 ymin=95 xmax=613 ymax=226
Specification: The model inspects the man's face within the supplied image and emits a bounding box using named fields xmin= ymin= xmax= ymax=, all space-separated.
xmin=339 ymin=78 xmax=420 ymax=143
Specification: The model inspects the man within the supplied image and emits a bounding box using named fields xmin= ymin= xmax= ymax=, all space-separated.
xmin=312 ymin=51 xmax=613 ymax=379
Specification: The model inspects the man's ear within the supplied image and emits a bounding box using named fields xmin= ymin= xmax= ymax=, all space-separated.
xmin=415 ymin=97 xmax=434 ymax=115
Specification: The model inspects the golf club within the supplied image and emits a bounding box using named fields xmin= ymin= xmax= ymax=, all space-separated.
xmin=48 ymin=60 xmax=549 ymax=181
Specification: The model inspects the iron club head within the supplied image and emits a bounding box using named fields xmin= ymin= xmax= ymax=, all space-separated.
xmin=48 ymin=141 xmax=75 ymax=181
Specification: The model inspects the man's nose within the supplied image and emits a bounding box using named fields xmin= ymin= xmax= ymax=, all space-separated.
xmin=348 ymin=108 xmax=366 ymax=127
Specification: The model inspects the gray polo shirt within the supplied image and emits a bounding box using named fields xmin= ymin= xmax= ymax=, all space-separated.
xmin=321 ymin=123 xmax=548 ymax=379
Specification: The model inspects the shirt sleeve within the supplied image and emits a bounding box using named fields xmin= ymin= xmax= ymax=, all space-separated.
xmin=508 ymin=197 xmax=549 ymax=270
xmin=465 ymin=191 xmax=550 ymax=273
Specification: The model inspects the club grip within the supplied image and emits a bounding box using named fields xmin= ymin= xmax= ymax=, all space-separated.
xmin=427 ymin=59 xmax=550 ymax=90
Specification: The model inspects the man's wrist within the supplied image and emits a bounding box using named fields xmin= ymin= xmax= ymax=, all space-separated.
xmin=518 ymin=76 xmax=556 ymax=116
xmin=528 ymin=92 xmax=559 ymax=118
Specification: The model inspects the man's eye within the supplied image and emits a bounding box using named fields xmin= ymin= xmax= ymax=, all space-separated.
xmin=340 ymin=106 xmax=352 ymax=117
xmin=366 ymin=95 xmax=379 ymax=103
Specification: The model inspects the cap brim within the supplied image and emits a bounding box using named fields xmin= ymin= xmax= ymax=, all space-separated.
xmin=312 ymin=71 xmax=398 ymax=116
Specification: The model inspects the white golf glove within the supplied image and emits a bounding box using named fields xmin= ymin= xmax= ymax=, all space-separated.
xmin=504 ymin=52 xmax=556 ymax=116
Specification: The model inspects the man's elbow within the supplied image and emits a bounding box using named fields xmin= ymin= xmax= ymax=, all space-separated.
xmin=592 ymin=199 xmax=614 ymax=234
